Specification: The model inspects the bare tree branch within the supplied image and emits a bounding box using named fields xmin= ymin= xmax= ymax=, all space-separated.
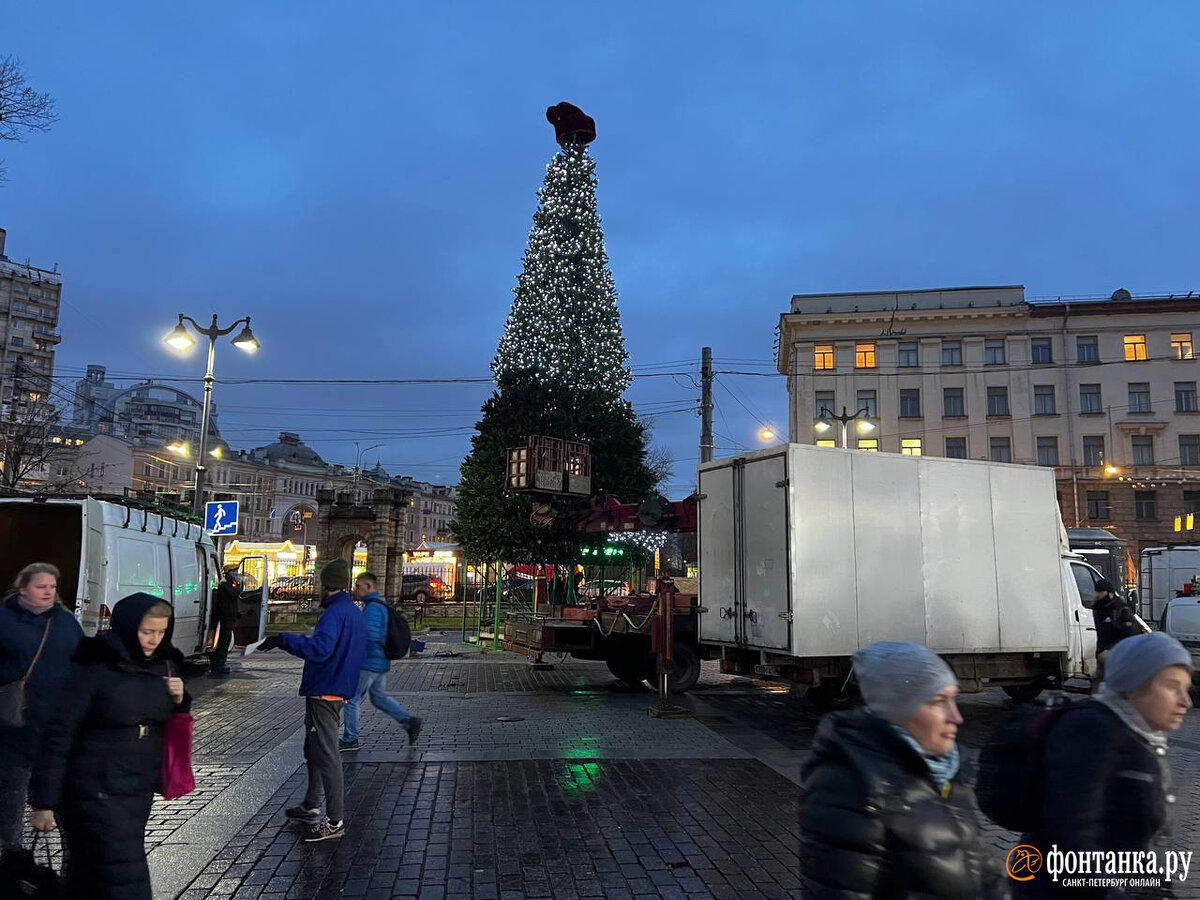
xmin=0 ymin=55 xmax=57 ymax=185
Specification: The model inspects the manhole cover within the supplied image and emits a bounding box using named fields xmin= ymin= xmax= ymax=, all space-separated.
xmin=495 ymin=715 xmax=525 ymax=722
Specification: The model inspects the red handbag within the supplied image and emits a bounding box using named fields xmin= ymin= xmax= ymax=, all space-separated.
xmin=160 ymin=663 xmax=196 ymax=800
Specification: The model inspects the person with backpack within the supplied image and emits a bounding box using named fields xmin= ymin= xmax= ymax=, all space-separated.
xmin=797 ymin=641 xmax=1003 ymax=898
xmin=339 ymin=571 xmax=420 ymax=752
xmin=1005 ymin=632 xmax=1193 ymax=898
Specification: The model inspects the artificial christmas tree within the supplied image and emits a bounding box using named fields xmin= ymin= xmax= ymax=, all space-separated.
xmin=455 ymin=103 xmax=656 ymax=563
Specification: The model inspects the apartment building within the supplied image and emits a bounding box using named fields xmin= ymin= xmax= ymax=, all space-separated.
xmin=0 ymin=228 xmax=62 ymax=412
xmin=778 ymin=285 xmax=1200 ymax=550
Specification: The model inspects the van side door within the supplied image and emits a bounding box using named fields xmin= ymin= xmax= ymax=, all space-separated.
xmin=169 ymin=541 xmax=205 ymax=655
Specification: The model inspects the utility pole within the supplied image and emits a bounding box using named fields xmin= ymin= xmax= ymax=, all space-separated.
xmin=700 ymin=347 xmax=714 ymax=464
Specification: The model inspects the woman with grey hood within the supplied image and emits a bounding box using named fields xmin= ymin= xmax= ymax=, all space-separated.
xmin=797 ymin=641 xmax=1004 ymax=898
xmin=1017 ymin=632 xmax=1193 ymax=899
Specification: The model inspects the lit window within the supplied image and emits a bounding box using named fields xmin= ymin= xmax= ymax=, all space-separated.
xmin=855 ymin=342 xmax=877 ymax=369
xmin=814 ymin=345 xmax=834 ymax=370
xmin=901 ymin=439 xmax=922 ymax=456
xmin=857 ymin=438 xmax=879 ymax=452
xmin=1172 ymin=333 xmax=1194 ymax=360
xmin=815 ymin=439 xmax=837 ymax=448
xmin=1124 ymin=334 xmax=1148 ymax=361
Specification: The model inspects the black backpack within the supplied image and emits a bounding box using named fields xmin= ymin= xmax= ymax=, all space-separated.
xmin=976 ymin=693 xmax=1073 ymax=832
xmin=367 ymin=598 xmax=411 ymax=660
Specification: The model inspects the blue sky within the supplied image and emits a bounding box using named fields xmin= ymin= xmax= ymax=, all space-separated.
xmin=3 ymin=2 xmax=1199 ymax=496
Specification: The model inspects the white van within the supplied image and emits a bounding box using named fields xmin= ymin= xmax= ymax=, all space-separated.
xmin=0 ymin=495 xmax=228 ymax=657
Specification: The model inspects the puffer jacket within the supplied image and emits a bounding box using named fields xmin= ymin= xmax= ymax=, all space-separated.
xmin=1016 ymin=700 xmax=1173 ymax=899
xmin=30 ymin=632 xmax=191 ymax=900
xmin=798 ymin=709 xmax=1002 ymax=898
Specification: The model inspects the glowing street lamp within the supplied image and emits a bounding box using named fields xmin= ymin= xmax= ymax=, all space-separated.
xmin=814 ymin=406 xmax=875 ymax=448
xmin=163 ymin=314 xmax=260 ymax=515
xmin=758 ymin=427 xmax=777 ymax=443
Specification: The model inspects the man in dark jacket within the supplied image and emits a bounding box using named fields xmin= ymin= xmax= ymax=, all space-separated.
xmin=1092 ymin=579 xmax=1142 ymax=688
xmin=0 ymin=563 xmax=83 ymax=848
xmin=207 ymin=570 xmax=241 ymax=675
xmin=260 ymin=558 xmax=365 ymax=842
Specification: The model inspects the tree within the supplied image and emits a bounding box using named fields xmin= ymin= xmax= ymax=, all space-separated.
xmin=0 ymin=393 xmax=78 ymax=493
xmin=455 ymin=118 xmax=657 ymax=562
xmin=0 ymin=56 xmax=57 ymax=185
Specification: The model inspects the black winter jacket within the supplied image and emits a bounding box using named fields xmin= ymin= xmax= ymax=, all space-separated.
xmin=798 ymin=709 xmax=1002 ymax=899
xmin=30 ymin=631 xmax=191 ymax=900
xmin=0 ymin=596 xmax=83 ymax=767
xmin=1093 ymin=599 xmax=1140 ymax=654
xmin=1016 ymin=701 xmax=1173 ymax=899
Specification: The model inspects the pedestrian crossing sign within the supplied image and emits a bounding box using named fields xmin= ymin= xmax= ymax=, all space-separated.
xmin=205 ymin=500 xmax=240 ymax=537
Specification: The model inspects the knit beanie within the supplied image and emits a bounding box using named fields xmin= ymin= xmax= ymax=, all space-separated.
xmin=853 ymin=641 xmax=958 ymax=724
xmin=319 ymin=558 xmax=351 ymax=592
xmin=1105 ymin=632 xmax=1194 ymax=694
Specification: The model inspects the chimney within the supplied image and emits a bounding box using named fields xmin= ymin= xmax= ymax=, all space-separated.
xmin=0 ymin=228 xmax=7 ymax=259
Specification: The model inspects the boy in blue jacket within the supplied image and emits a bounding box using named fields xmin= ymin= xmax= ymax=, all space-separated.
xmin=260 ymin=557 xmax=364 ymax=842
xmin=339 ymin=571 xmax=421 ymax=751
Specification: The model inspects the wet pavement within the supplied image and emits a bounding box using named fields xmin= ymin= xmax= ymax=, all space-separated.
xmin=24 ymin=634 xmax=1200 ymax=898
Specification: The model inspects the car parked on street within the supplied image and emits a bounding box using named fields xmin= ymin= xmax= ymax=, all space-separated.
xmin=399 ymin=573 xmax=448 ymax=603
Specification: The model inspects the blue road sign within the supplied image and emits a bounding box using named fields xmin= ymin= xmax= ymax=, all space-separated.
xmin=205 ymin=500 xmax=240 ymax=536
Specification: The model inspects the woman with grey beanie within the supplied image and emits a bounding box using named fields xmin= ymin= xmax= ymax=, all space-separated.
xmin=1016 ymin=632 xmax=1193 ymax=899
xmin=797 ymin=641 xmax=1003 ymax=897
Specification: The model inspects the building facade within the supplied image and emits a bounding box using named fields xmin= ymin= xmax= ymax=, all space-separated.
xmin=778 ymin=286 xmax=1200 ymax=551
xmin=0 ymin=228 xmax=62 ymax=414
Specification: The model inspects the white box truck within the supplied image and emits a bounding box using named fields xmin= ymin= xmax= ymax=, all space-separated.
xmin=1138 ymin=546 xmax=1200 ymax=624
xmin=698 ymin=445 xmax=1101 ymax=707
xmin=0 ymin=495 xmax=259 ymax=658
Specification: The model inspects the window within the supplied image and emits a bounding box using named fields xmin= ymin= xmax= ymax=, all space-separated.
xmin=1132 ymin=435 xmax=1154 ymax=466
xmin=1128 ymin=383 xmax=1151 ymax=414
xmin=9 ymin=336 xmax=23 ymax=348
xmin=855 ymin=342 xmax=877 ymax=369
xmin=901 ymin=439 xmax=922 ymax=456
xmin=815 ymin=391 xmax=835 ymax=418
xmin=1036 ymin=437 xmax=1059 ymax=467
xmin=1082 ymin=436 xmax=1106 ymax=466
xmin=1077 ymin=335 xmax=1099 ymax=364
xmin=857 ymin=438 xmax=879 ymax=452
xmin=984 ymin=339 xmax=1007 ymax=365
xmin=898 ymin=342 xmax=919 ymax=367
xmin=1031 ymin=338 xmax=1054 ymax=364
xmin=1186 ymin=491 xmax=1200 ymax=514
xmin=1176 ymin=382 xmax=1198 ymax=413
xmin=1124 ymin=334 xmax=1148 ymax=361
xmin=814 ymin=344 xmax=834 ymax=370
xmin=1135 ymin=492 xmax=1157 ymax=521
xmin=943 ymin=388 xmax=965 ymax=418
xmin=856 ymin=389 xmax=877 ymax=418
xmin=1181 ymin=435 xmax=1200 ymax=466
xmin=1172 ymin=332 xmax=1194 ymax=360
xmin=899 ymin=389 xmax=922 ymax=418
xmin=986 ymin=386 xmax=1010 ymax=417
xmin=945 ymin=437 xmax=967 ymax=459
xmin=816 ymin=439 xmax=837 ymax=448
xmin=1079 ymin=384 xmax=1102 ymax=414
xmin=1034 ymin=385 xmax=1057 ymax=416
xmin=941 ymin=341 xmax=962 ymax=366
xmin=989 ymin=437 xmax=1012 ymax=463
xmin=1087 ymin=491 xmax=1111 ymax=521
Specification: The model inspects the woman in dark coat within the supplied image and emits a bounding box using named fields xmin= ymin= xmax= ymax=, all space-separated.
xmin=30 ymin=593 xmax=190 ymax=900
xmin=797 ymin=641 xmax=1003 ymax=898
xmin=0 ymin=562 xmax=83 ymax=848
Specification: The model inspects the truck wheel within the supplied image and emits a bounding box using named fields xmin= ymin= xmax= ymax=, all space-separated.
xmin=669 ymin=641 xmax=701 ymax=693
xmin=1003 ymin=684 xmax=1044 ymax=702
xmin=605 ymin=656 xmax=649 ymax=688
xmin=806 ymin=682 xmax=860 ymax=713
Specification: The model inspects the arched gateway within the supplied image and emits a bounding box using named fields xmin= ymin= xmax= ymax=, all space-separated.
xmin=315 ymin=488 xmax=410 ymax=599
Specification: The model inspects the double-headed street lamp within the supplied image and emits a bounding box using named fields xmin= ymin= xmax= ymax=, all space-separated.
xmin=814 ymin=405 xmax=876 ymax=448
xmin=163 ymin=314 xmax=260 ymax=515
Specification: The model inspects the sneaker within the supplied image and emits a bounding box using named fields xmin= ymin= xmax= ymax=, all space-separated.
xmin=303 ymin=818 xmax=345 ymax=842
xmin=338 ymin=740 xmax=359 ymax=752
xmin=284 ymin=805 xmax=320 ymax=825
xmin=406 ymin=717 xmax=422 ymax=746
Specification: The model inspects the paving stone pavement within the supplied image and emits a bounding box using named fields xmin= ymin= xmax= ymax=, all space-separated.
xmin=23 ymin=636 xmax=1200 ymax=898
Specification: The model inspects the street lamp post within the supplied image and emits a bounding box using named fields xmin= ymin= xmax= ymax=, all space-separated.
xmin=814 ymin=405 xmax=875 ymax=448
xmin=353 ymin=441 xmax=383 ymax=501
xmin=164 ymin=314 xmax=260 ymax=516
